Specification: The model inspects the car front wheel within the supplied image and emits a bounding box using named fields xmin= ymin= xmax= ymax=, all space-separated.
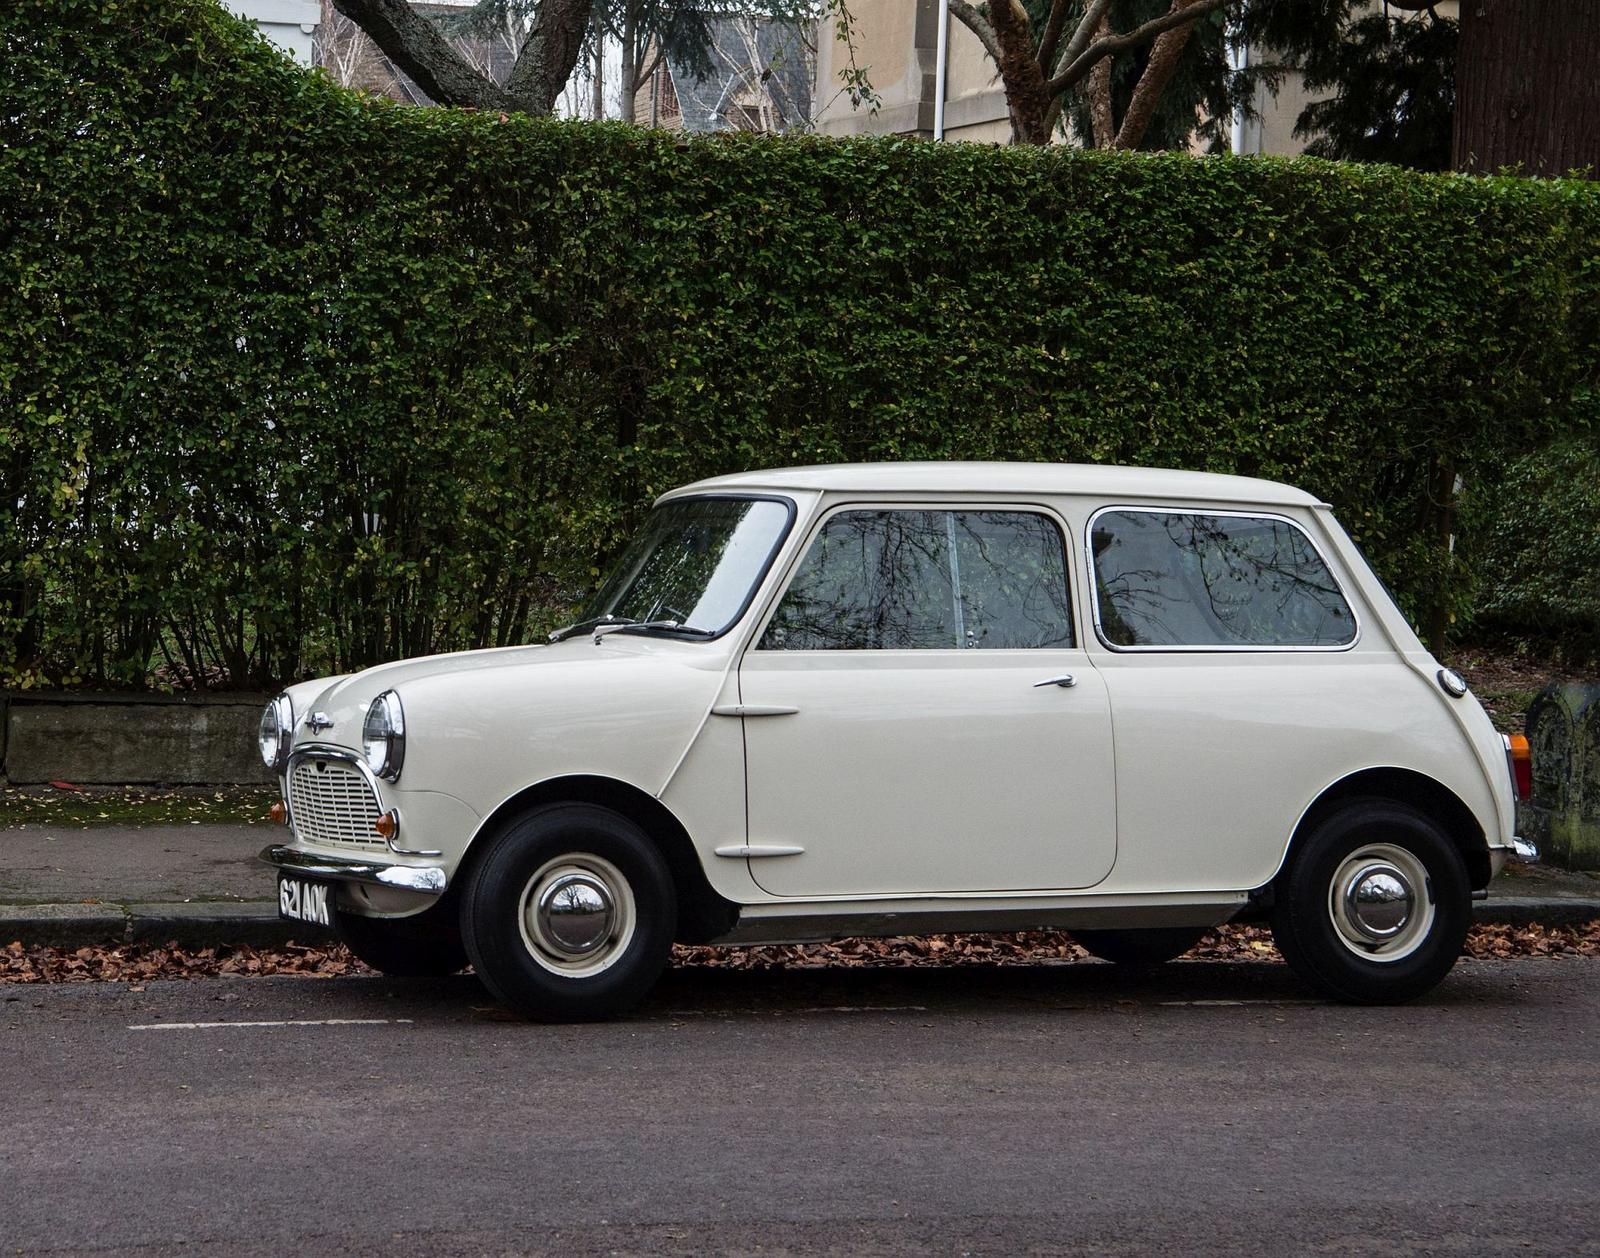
xmin=459 ymin=803 xmax=677 ymax=1022
xmin=1271 ymin=798 xmax=1471 ymax=1004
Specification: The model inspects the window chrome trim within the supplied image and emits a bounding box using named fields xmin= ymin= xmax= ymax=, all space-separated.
xmin=285 ymin=742 xmax=440 ymax=857
xmin=748 ymin=499 xmax=1080 ymax=653
xmin=1084 ymin=504 xmax=1361 ymax=654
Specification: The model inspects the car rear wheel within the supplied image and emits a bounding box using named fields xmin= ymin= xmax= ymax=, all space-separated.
xmin=334 ymin=903 xmax=469 ymax=977
xmin=1271 ymin=798 xmax=1470 ymax=1004
xmin=1072 ymin=927 xmax=1206 ymax=965
xmin=459 ymin=803 xmax=676 ymax=1022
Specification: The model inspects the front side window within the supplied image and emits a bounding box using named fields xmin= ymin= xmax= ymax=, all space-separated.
xmin=1090 ymin=509 xmax=1356 ymax=649
xmin=761 ymin=509 xmax=1074 ymax=650
xmin=557 ymin=496 xmax=792 ymax=640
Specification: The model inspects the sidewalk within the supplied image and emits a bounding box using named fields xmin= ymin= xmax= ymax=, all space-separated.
xmin=2 ymin=822 xmax=1598 ymax=949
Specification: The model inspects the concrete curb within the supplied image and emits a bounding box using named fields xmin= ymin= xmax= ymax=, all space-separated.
xmin=1 ymin=902 xmax=301 ymax=950
xmin=3 ymin=898 xmax=1598 ymax=951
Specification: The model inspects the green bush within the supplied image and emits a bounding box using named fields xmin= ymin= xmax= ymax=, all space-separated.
xmin=3 ymin=0 xmax=1598 ymax=688
xmin=1469 ymin=439 xmax=1600 ymax=660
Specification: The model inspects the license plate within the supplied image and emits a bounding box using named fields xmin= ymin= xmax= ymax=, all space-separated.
xmin=278 ymin=876 xmax=334 ymax=928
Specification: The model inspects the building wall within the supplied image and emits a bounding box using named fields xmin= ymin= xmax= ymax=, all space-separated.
xmin=226 ymin=0 xmax=320 ymax=64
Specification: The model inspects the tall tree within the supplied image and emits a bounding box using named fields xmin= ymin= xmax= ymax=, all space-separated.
xmin=1453 ymin=0 xmax=1600 ymax=177
xmin=1239 ymin=1 xmax=1456 ymax=171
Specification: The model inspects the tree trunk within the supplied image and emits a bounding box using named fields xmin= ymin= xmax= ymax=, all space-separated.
xmin=1454 ymin=0 xmax=1600 ymax=177
xmin=618 ymin=15 xmax=637 ymax=125
xmin=1113 ymin=1 xmax=1200 ymax=149
xmin=334 ymin=0 xmax=594 ymax=116
xmin=591 ymin=40 xmax=604 ymax=119
xmin=987 ymin=0 xmax=1054 ymax=144
xmin=503 ymin=0 xmax=593 ymax=113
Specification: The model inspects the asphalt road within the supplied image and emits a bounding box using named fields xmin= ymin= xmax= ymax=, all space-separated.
xmin=3 ymin=957 xmax=1597 ymax=1256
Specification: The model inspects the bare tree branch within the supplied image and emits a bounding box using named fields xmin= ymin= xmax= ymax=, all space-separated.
xmin=1036 ymin=0 xmax=1074 ymax=72
xmin=1048 ymin=0 xmax=1226 ymax=95
xmin=1051 ymin=0 xmax=1113 ymax=80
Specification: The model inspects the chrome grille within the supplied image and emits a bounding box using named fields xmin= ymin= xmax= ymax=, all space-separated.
xmin=288 ymin=757 xmax=386 ymax=850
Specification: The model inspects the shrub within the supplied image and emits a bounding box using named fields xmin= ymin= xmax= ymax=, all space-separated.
xmin=2 ymin=0 xmax=1597 ymax=688
xmin=1469 ymin=439 xmax=1600 ymax=660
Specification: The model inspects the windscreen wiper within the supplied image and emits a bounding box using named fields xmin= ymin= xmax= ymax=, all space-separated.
xmin=548 ymin=613 xmax=628 ymax=643
xmin=591 ymin=619 xmax=715 ymax=644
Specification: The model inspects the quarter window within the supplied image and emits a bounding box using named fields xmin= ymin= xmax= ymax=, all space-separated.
xmin=761 ymin=509 xmax=1074 ymax=650
xmin=1090 ymin=510 xmax=1355 ymax=649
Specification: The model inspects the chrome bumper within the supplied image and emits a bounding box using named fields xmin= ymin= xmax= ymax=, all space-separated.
xmin=258 ymin=844 xmax=448 ymax=895
xmin=1510 ymin=836 xmax=1539 ymax=863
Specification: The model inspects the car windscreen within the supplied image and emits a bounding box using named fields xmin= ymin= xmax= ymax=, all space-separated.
xmin=560 ymin=496 xmax=793 ymax=639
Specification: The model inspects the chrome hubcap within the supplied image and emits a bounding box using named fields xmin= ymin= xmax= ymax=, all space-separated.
xmin=1328 ymin=843 xmax=1434 ymax=963
xmin=1344 ymin=865 xmax=1413 ymax=940
xmin=536 ymin=874 xmax=615 ymax=956
xmin=519 ymin=855 xmax=636 ymax=977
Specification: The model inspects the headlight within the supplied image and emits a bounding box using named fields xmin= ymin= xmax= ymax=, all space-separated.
xmin=258 ymin=694 xmax=293 ymax=770
xmin=363 ymin=690 xmax=405 ymax=781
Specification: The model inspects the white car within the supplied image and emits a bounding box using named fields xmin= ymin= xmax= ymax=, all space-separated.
xmin=259 ymin=462 xmax=1536 ymax=1020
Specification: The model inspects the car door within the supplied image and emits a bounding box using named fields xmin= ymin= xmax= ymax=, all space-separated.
xmin=1083 ymin=503 xmax=1379 ymax=893
xmin=736 ymin=502 xmax=1117 ymax=898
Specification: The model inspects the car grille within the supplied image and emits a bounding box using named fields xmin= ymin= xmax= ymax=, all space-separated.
xmin=287 ymin=757 xmax=386 ymax=850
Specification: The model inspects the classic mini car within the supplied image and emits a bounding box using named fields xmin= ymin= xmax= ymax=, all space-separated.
xmin=258 ymin=462 xmax=1536 ymax=1020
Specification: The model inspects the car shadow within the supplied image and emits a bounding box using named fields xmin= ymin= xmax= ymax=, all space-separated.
xmin=314 ymin=954 xmax=1529 ymax=1024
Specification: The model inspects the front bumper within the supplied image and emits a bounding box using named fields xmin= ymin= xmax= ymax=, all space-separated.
xmin=258 ymin=844 xmax=448 ymax=895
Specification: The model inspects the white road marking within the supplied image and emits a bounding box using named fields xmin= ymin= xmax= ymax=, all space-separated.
xmin=1158 ymin=999 xmax=1319 ymax=1007
xmin=664 ymin=1005 xmax=929 ymax=1018
xmin=128 ymin=1018 xmax=415 ymax=1031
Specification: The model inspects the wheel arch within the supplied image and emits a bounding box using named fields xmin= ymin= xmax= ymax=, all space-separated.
xmin=461 ymin=775 xmax=739 ymax=944
xmin=1280 ymin=767 xmax=1492 ymax=893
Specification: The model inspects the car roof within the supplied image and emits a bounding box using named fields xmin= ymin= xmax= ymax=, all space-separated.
xmin=664 ymin=462 xmax=1323 ymax=508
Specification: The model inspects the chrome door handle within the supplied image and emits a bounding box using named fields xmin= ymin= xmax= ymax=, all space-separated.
xmin=1033 ymin=674 xmax=1076 ymax=688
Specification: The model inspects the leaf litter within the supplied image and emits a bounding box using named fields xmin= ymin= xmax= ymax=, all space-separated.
xmin=2 ymin=920 xmax=1596 ymax=985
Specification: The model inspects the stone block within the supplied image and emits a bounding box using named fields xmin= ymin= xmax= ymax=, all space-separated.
xmin=1525 ymin=682 xmax=1600 ymax=870
xmin=3 ymin=693 xmax=273 ymax=786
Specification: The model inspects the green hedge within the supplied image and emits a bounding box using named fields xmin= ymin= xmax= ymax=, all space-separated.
xmin=1471 ymin=439 xmax=1600 ymax=660
xmin=4 ymin=0 xmax=1598 ymax=688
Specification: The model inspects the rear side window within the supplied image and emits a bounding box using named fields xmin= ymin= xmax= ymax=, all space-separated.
xmin=761 ymin=508 xmax=1074 ymax=650
xmin=1090 ymin=509 xmax=1356 ymax=649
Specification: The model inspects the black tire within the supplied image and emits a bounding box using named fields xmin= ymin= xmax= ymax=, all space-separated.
xmin=1271 ymin=798 xmax=1471 ymax=1004
xmin=459 ymin=803 xmax=676 ymax=1022
xmin=1073 ymin=927 xmax=1205 ymax=966
xmin=335 ymin=903 xmax=470 ymax=977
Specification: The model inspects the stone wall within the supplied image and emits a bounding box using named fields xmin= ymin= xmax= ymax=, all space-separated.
xmin=1 ymin=693 xmax=273 ymax=786
xmin=1523 ymin=683 xmax=1600 ymax=870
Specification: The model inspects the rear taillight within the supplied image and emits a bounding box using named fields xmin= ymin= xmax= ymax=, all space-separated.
xmin=1503 ymin=733 xmax=1532 ymax=801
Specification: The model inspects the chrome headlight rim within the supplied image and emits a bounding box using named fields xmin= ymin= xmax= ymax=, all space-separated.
xmin=258 ymin=693 xmax=293 ymax=771
xmin=363 ymin=690 xmax=405 ymax=782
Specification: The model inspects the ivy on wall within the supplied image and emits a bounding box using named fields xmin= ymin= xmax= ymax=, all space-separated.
xmin=3 ymin=0 xmax=1597 ymax=688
